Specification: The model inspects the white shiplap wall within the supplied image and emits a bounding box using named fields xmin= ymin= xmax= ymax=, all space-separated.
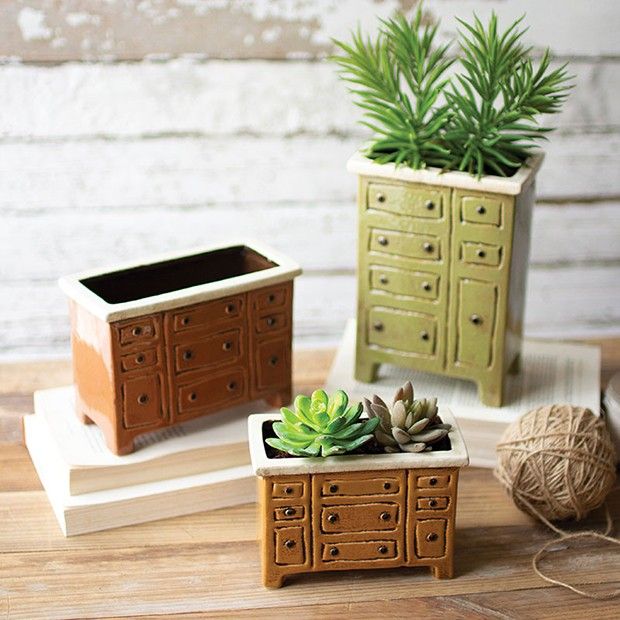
xmin=1 ymin=1 xmax=619 ymax=357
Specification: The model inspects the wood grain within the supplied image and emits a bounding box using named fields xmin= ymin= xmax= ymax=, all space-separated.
xmin=0 ymin=347 xmax=618 ymax=618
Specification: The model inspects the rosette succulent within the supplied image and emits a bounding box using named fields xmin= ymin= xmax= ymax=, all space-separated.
xmin=266 ymin=389 xmax=380 ymax=457
xmin=363 ymin=381 xmax=451 ymax=453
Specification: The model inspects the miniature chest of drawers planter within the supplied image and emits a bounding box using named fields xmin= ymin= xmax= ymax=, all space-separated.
xmin=348 ymin=152 xmax=544 ymax=407
xmin=249 ymin=408 xmax=469 ymax=587
xmin=59 ymin=242 xmax=301 ymax=455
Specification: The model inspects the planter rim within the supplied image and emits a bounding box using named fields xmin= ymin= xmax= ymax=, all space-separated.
xmin=248 ymin=407 xmax=469 ymax=476
xmin=59 ymin=239 xmax=302 ymax=322
xmin=347 ymin=150 xmax=544 ymax=195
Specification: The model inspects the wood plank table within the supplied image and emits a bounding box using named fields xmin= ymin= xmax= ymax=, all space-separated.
xmin=1 ymin=343 xmax=619 ymax=619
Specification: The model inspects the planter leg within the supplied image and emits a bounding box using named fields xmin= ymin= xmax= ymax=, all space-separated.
xmin=106 ymin=431 xmax=134 ymax=456
xmin=478 ymin=380 xmax=502 ymax=408
xmin=76 ymin=410 xmax=94 ymax=425
xmin=355 ymin=357 xmax=379 ymax=384
xmin=263 ymin=572 xmax=284 ymax=588
xmin=264 ymin=389 xmax=292 ymax=409
xmin=508 ymin=352 xmax=521 ymax=375
xmin=432 ymin=562 xmax=453 ymax=579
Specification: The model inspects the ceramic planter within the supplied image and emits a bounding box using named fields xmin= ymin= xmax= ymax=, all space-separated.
xmin=59 ymin=241 xmax=301 ymax=455
xmin=348 ymin=152 xmax=544 ymax=407
xmin=249 ymin=408 xmax=469 ymax=587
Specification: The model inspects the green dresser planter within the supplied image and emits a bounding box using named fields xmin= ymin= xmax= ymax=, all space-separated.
xmin=348 ymin=152 xmax=544 ymax=407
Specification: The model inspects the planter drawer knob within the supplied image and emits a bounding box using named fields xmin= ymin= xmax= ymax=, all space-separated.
xmin=329 ymin=484 xmax=338 ymax=493
xmin=225 ymin=303 xmax=236 ymax=314
xmin=377 ymin=236 xmax=389 ymax=246
xmin=420 ymin=331 xmax=430 ymax=341
xmin=383 ymin=482 xmax=391 ymax=490
xmin=227 ymin=381 xmax=237 ymax=391
xmin=378 ymin=545 xmax=389 ymax=554
xmin=181 ymin=316 xmax=190 ymax=326
xmin=266 ymin=317 xmax=277 ymax=327
xmin=426 ymin=532 xmax=439 ymax=542
xmin=376 ymin=192 xmax=386 ymax=203
xmin=423 ymin=242 xmax=434 ymax=253
xmin=327 ymin=513 xmax=338 ymax=524
xmin=329 ymin=547 xmax=339 ymax=557
xmin=373 ymin=321 xmax=384 ymax=332
xmin=188 ymin=392 xmax=197 ymax=402
xmin=379 ymin=274 xmax=389 ymax=285
xmin=379 ymin=511 xmax=391 ymax=521
xmin=422 ymin=281 xmax=432 ymax=292
xmin=183 ymin=350 xmax=193 ymax=361
xmin=470 ymin=314 xmax=483 ymax=326
xmin=132 ymin=326 xmax=143 ymax=337
xmin=283 ymin=507 xmax=296 ymax=517
xmin=137 ymin=393 xmax=149 ymax=405
xmin=284 ymin=487 xmax=293 ymax=495
xmin=135 ymin=354 xmax=145 ymax=364
xmin=223 ymin=341 xmax=233 ymax=351
xmin=269 ymin=355 xmax=279 ymax=366
xmin=284 ymin=539 xmax=296 ymax=549
xmin=476 ymin=249 xmax=486 ymax=258
xmin=429 ymin=499 xmax=438 ymax=508
xmin=268 ymin=293 xmax=276 ymax=303
xmin=425 ymin=200 xmax=435 ymax=211
xmin=429 ymin=477 xmax=438 ymax=486
xmin=476 ymin=205 xmax=486 ymax=215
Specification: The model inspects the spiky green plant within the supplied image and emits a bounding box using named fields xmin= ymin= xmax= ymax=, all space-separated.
xmin=363 ymin=381 xmax=450 ymax=453
xmin=331 ymin=7 xmax=572 ymax=177
xmin=266 ymin=389 xmax=380 ymax=457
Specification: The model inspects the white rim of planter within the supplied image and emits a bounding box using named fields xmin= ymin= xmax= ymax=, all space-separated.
xmin=59 ymin=238 xmax=302 ymax=322
xmin=248 ymin=407 xmax=469 ymax=476
xmin=347 ymin=150 xmax=544 ymax=195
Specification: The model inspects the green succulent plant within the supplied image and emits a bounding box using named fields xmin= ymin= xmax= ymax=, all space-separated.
xmin=266 ymin=389 xmax=379 ymax=457
xmin=331 ymin=6 xmax=572 ymax=177
xmin=363 ymin=381 xmax=451 ymax=453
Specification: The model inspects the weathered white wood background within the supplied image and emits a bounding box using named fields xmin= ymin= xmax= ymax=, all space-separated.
xmin=1 ymin=0 xmax=619 ymax=357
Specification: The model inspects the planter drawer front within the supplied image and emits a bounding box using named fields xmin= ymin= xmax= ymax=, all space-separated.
xmin=370 ymin=266 xmax=439 ymax=301
xmin=275 ymin=526 xmax=307 ymax=566
xmin=368 ymin=183 xmax=442 ymax=220
xmin=174 ymin=329 xmax=241 ymax=373
xmin=461 ymin=242 xmax=502 ymax=267
xmin=456 ymin=279 xmax=497 ymax=368
xmin=272 ymin=481 xmax=305 ymax=499
xmin=121 ymin=374 xmax=164 ymax=429
xmin=321 ymin=540 xmax=398 ymax=563
xmin=416 ymin=496 xmax=450 ymax=511
xmin=255 ymin=337 xmax=290 ymax=390
xmin=320 ymin=476 xmax=401 ymax=497
xmin=369 ymin=229 xmax=441 ymax=261
xmin=251 ymin=285 xmax=288 ymax=311
xmin=415 ymin=473 xmax=452 ymax=490
xmin=118 ymin=317 xmax=158 ymax=346
xmin=177 ymin=368 xmax=246 ymax=415
xmin=461 ymin=196 xmax=502 ymax=226
xmin=255 ymin=311 xmax=289 ymax=335
xmin=274 ymin=505 xmax=305 ymax=521
xmin=321 ymin=502 xmax=399 ymax=533
xmin=120 ymin=348 xmax=158 ymax=372
xmin=368 ymin=308 xmax=436 ymax=355
xmin=172 ymin=295 xmax=243 ymax=333
xmin=415 ymin=519 xmax=447 ymax=558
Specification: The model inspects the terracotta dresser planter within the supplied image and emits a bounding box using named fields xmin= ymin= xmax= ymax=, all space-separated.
xmin=249 ymin=409 xmax=468 ymax=587
xmin=60 ymin=242 xmax=301 ymax=455
xmin=348 ymin=152 xmax=544 ymax=406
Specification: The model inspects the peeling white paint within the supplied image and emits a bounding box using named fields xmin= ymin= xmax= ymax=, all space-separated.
xmin=17 ymin=7 xmax=52 ymax=41
xmin=65 ymin=12 xmax=101 ymax=28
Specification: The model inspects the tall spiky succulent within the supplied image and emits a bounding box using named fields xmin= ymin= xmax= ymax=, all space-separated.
xmin=363 ymin=381 xmax=450 ymax=453
xmin=266 ymin=389 xmax=379 ymax=457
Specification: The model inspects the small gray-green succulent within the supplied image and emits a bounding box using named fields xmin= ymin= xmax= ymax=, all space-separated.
xmin=363 ymin=381 xmax=450 ymax=453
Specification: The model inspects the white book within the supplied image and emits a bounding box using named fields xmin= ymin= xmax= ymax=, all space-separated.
xmin=24 ymin=413 xmax=256 ymax=536
xmin=326 ymin=320 xmax=601 ymax=468
xmin=33 ymin=386 xmax=269 ymax=495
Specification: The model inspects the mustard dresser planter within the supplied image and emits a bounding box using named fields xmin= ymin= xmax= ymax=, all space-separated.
xmin=348 ymin=152 xmax=544 ymax=407
xmin=249 ymin=408 xmax=469 ymax=588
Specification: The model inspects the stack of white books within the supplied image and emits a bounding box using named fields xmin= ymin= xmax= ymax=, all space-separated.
xmin=25 ymin=386 xmax=261 ymax=536
xmin=326 ymin=320 xmax=601 ymax=468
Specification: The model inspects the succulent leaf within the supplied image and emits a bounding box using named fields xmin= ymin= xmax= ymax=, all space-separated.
xmin=391 ymin=400 xmax=407 ymax=428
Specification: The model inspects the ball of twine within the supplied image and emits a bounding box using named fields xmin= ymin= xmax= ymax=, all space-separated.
xmin=495 ymin=404 xmax=616 ymax=521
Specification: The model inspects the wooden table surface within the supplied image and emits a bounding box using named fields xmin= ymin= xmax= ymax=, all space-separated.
xmin=1 ymin=343 xmax=619 ymax=619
